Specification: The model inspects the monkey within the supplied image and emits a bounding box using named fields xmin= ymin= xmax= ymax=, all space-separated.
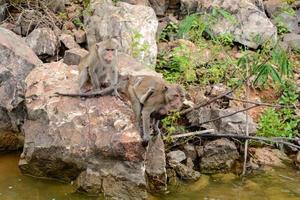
xmin=55 ymin=75 xmax=185 ymax=143
xmin=78 ymin=38 xmax=120 ymax=97
xmin=126 ymin=76 xmax=185 ymax=142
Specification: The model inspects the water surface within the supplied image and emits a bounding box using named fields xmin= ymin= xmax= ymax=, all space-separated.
xmin=1 ymin=153 xmax=300 ymax=200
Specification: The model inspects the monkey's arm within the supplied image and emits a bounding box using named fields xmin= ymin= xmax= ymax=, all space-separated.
xmin=139 ymin=87 xmax=154 ymax=104
xmin=55 ymin=85 xmax=120 ymax=98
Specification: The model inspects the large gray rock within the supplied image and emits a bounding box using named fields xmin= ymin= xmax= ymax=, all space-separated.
xmin=200 ymin=139 xmax=239 ymax=173
xmin=167 ymin=150 xmax=186 ymax=163
xmin=26 ymin=28 xmax=60 ymax=57
xmin=181 ymin=0 xmax=277 ymax=49
xmin=187 ymin=108 xmax=257 ymax=135
xmin=273 ymin=12 xmax=300 ymax=34
xmin=19 ymin=53 xmax=162 ymax=199
xmin=63 ymin=48 xmax=89 ymax=65
xmin=282 ymin=33 xmax=300 ymax=52
xmin=0 ymin=27 xmax=42 ymax=150
xmin=84 ymin=0 xmax=158 ymax=65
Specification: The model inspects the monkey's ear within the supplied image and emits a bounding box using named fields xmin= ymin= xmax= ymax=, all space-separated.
xmin=164 ymin=85 xmax=171 ymax=92
xmin=176 ymin=85 xmax=185 ymax=97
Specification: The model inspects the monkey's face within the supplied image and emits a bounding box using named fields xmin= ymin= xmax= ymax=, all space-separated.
xmin=160 ymin=85 xmax=184 ymax=115
xmin=102 ymin=48 xmax=116 ymax=64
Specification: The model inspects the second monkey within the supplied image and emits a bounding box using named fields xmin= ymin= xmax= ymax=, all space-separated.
xmin=78 ymin=38 xmax=120 ymax=97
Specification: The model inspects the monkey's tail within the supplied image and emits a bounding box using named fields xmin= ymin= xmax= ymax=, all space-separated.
xmin=54 ymin=86 xmax=116 ymax=98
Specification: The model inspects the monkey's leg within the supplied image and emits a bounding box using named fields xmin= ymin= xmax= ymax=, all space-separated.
xmin=79 ymin=67 xmax=89 ymax=92
xmin=141 ymin=109 xmax=151 ymax=142
xmin=128 ymin=86 xmax=142 ymax=131
xmin=90 ymin=69 xmax=101 ymax=90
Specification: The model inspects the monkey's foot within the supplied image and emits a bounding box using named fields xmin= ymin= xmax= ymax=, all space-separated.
xmin=142 ymin=133 xmax=151 ymax=146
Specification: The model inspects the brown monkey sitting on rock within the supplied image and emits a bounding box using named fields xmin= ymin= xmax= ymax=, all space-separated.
xmin=77 ymin=38 xmax=120 ymax=96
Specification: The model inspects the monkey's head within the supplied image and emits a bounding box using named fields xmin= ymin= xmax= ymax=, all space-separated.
xmin=97 ymin=38 xmax=120 ymax=64
xmin=159 ymin=85 xmax=185 ymax=115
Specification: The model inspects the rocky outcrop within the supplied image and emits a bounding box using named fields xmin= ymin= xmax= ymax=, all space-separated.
xmin=200 ymin=139 xmax=239 ymax=173
xmin=0 ymin=27 xmax=42 ymax=150
xmin=181 ymin=0 xmax=277 ymax=49
xmin=84 ymin=0 xmax=158 ymax=65
xmin=25 ymin=28 xmax=60 ymax=58
xmin=18 ymin=53 xmax=162 ymax=199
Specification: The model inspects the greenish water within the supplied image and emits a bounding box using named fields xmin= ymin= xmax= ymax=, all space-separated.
xmin=1 ymin=153 xmax=300 ymax=200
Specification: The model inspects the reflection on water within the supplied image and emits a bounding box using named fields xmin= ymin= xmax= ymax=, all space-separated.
xmin=1 ymin=153 xmax=300 ymax=200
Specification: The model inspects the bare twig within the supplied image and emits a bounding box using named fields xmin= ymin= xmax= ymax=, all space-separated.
xmin=225 ymin=95 xmax=297 ymax=108
xmin=242 ymin=61 xmax=250 ymax=176
xmin=173 ymin=132 xmax=300 ymax=150
xmin=170 ymin=129 xmax=215 ymax=139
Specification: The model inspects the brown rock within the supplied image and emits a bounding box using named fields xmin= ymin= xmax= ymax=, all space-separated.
xmin=0 ymin=27 xmax=42 ymax=150
xmin=200 ymin=139 xmax=239 ymax=173
xmin=74 ymin=29 xmax=87 ymax=44
xmin=19 ymin=53 xmax=162 ymax=199
xmin=145 ymin=134 xmax=167 ymax=192
xmin=25 ymin=28 xmax=60 ymax=57
xmin=63 ymin=48 xmax=88 ymax=65
xmin=249 ymin=147 xmax=290 ymax=168
xmin=59 ymin=34 xmax=80 ymax=49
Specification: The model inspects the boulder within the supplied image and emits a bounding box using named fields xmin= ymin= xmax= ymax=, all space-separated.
xmin=145 ymin=134 xmax=167 ymax=192
xmin=84 ymin=0 xmax=158 ymax=65
xmin=167 ymin=150 xmax=186 ymax=163
xmin=200 ymin=139 xmax=239 ymax=173
xmin=19 ymin=53 xmax=162 ymax=199
xmin=263 ymin=0 xmax=283 ymax=17
xmin=187 ymin=108 xmax=257 ymax=135
xmin=183 ymin=143 xmax=197 ymax=160
xmin=282 ymin=33 xmax=300 ymax=52
xmin=74 ymin=29 xmax=87 ymax=44
xmin=59 ymin=34 xmax=80 ymax=49
xmin=273 ymin=12 xmax=300 ymax=34
xmin=168 ymin=160 xmax=201 ymax=181
xmin=63 ymin=48 xmax=88 ymax=65
xmin=148 ymin=0 xmax=169 ymax=16
xmin=0 ymin=27 xmax=42 ymax=150
xmin=25 ymin=28 xmax=60 ymax=57
xmin=181 ymin=0 xmax=277 ymax=49
xmin=249 ymin=147 xmax=290 ymax=168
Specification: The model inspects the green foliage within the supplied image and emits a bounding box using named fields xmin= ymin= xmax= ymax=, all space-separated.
xmin=156 ymin=44 xmax=196 ymax=83
xmin=159 ymin=22 xmax=178 ymax=42
xmin=73 ymin=17 xmax=84 ymax=28
xmin=177 ymin=8 xmax=236 ymax=46
xmin=130 ymin=31 xmax=150 ymax=60
xmin=161 ymin=112 xmax=186 ymax=142
xmin=253 ymin=48 xmax=293 ymax=86
xmin=58 ymin=12 xmax=68 ymax=20
xmin=83 ymin=0 xmax=91 ymax=8
xmin=257 ymin=81 xmax=299 ymax=138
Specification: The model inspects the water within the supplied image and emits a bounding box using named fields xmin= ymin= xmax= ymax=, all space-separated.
xmin=1 ymin=153 xmax=300 ymax=200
